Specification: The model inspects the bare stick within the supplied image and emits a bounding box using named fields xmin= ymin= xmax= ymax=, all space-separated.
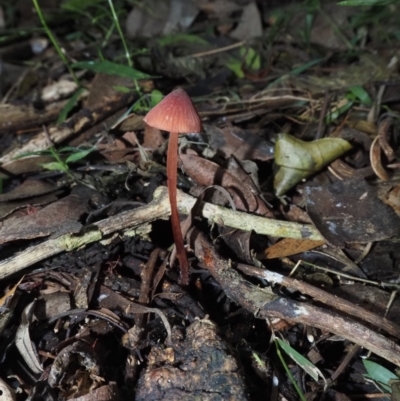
xmin=0 ymin=187 xmax=323 ymax=279
xmin=191 ymin=228 xmax=400 ymax=367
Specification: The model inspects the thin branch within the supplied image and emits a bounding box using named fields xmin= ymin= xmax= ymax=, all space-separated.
xmin=0 ymin=186 xmax=323 ymax=279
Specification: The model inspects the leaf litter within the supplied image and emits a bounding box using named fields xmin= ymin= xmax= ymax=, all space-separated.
xmin=0 ymin=0 xmax=400 ymax=400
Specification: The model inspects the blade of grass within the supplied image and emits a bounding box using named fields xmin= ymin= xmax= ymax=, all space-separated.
xmin=348 ymin=85 xmax=373 ymax=106
xmin=338 ymin=0 xmax=395 ymax=5
xmin=57 ymin=87 xmax=85 ymax=124
xmin=65 ymin=147 xmax=95 ymax=163
xmin=32 ymin=0 xmax=80 ymax=85
xmin=268 ymin=58 xmax=324 ymax=88
xmin=275 ymin=340 xmax=307 ymax=401
xmin=275 ymin=338 xmax=326 ymax=384
xmin=72 ymin=60 xmax=152 ymax=79
xmin=107 ymin=0 xmax=132 ymax=67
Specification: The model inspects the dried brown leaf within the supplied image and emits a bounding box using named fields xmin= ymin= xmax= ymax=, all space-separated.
xmin=306 ymin=179 xmax=400 ymax=247
xmin=16 ymin=301 xmax=43 ymax=374
xmin=0 ymin=179 xmax=58 ymax=202
xmin=260 ymin=238 xmax=326 ymax=259
xmin=207 ymin=125 xmax=274 ymax=161
xmin=143 ymin=125 xmax=165 ymax=150
xmin=0 ymin=186 xmax=94 ymax=245
xmin=180 ymin=153 xmax=272 ymax=215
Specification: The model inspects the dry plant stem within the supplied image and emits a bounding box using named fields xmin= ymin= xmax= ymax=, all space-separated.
xmin=330 ymin=344 xmax=361 ymax=383
xmin=167 ymin=133 xmax=189 ymax=285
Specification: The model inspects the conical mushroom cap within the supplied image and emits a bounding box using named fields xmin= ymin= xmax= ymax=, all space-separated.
xmin=143 ymin=88 xmax=202 ymax=134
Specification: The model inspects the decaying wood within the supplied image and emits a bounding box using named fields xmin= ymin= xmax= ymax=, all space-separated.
xmin=190 ymin=228 xmax=400 ymax=367
xmin=0 ymin=186 xmax=323 ymax=279
xmin=71 ymin=383 xmax=119 ymax=401
xmin=135 ymin=318 xmax=248 ymax=401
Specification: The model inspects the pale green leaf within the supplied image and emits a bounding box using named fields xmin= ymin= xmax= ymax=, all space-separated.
xmin=157 ymin=34 xmax=209 ymax=47
xmin=58 ymin=146 xmax=82 ymax=153
xmin=363 ymin=359 xmax=398 ymax=393
xmin=40 ymin=161 xmax=69 ymax=172
xmin=65 ymin=147 xmax=95 ymax=164
xmin=149 ymin=89 xmax=164 ymax=108
xmin=276 ymin=338 xmax=325 ymax=383
xmin=226 ymin=58 xmax=244 ymax=78
xmin=57 ymin=87 xmax=85 ymax=124
xmin=326 ymin=99 xmax=354 ymax=124
xmin=348 ymin=85 xmax=373 ymax=106
xmin=113 ymin=85 xmax=132 ymax=93
xmin=62 ymin=0 xmax=103 ymax=12
xmin=274 ymin=133 xmax=352 ymax=196
xmin=240 ymin=47 xmax=261 ymax=71
xmin=338 ymin=0 xmax=396 ymax=5
xmin=72 ymin=60 xmax=151 ymax=80
xmin=290 ymin=58 xmax=324 ymax=76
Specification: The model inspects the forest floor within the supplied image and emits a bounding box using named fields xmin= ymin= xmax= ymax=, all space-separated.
xmin=0 ymin=1 xmax=400 ymax=400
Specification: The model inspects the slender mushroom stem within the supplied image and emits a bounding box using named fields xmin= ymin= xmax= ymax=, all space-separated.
xmin=167 ymin=132 xmax=189 ymax=285
xmin=143 ymin=88 xmax=201 ymax=285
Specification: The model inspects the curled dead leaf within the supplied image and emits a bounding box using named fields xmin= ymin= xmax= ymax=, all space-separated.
xmin=370 ymin=135 xmax=389 ymax=181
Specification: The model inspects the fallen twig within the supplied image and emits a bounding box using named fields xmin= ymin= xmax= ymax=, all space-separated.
xmin=189 ymin=228 xmax=400 ymax=367
xmin=236 ymin=264 xmax=400 ymax=340
xmin=0 ymin=186 xmax=322 ymax=279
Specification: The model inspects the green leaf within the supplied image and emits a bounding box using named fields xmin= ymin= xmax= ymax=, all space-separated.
xmin=15 ymin=150 xmax=54 ymax=159
xmin=290 ymin=58 xmax=324 ymax=76
xmin=268 ymin=58 xmax=324 ymax=88
xmin=157 ymin=34 xmax=209 ymax=47
xmin=226 ymin=58 xmax=244 ymax=78
xmin=363 ymin=360 xmax=398 ymax=393
xmin=149 ymin=89 xmax=164 ymax=108
xmin=72 ymin=60 xmax=152 ymax=80
xmin=275 ymin=338 xmax=325 ymax=383
xmin=274 ymin=133 xmax=352 ymax=196
xmin=325 ymin=98 xmax=354 ymax=124
xmin=338 ymin=0 xmax=396 ymax=5
xmin=40 ymin=161 xmax=69 ymax=172
xmin=275 ymin=340 xmax=307 ymax=401
xmin=61 ymin=0 xmax=103 ymax=12
xmin=57 ymin=146 xmax=88 ymax=153
xmin=113 ymin=85 xmax=132 ymax=93
xmin=132 ymin=90 xmax=165 ymax=113
xmin=240 ymin=47 xmax=261 ymax=71
xmin=57 ymin=87 xmax=85 ymax=124
xmin=65 ymin=147 xmax=95 ymax=164
xmin=348 ymin=85 xmax=373 ymax=106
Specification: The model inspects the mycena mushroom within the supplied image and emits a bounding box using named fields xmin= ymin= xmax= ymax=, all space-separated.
xmin=143 ymin=88 xmax=202 ymax=285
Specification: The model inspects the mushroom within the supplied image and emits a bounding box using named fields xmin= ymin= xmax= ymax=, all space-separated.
xmin=143 ymin=88 xmax=202 ymax=285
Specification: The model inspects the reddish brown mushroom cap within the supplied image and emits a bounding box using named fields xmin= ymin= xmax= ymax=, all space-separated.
xmin=143 ymin=88 xmax=202 ymax=134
